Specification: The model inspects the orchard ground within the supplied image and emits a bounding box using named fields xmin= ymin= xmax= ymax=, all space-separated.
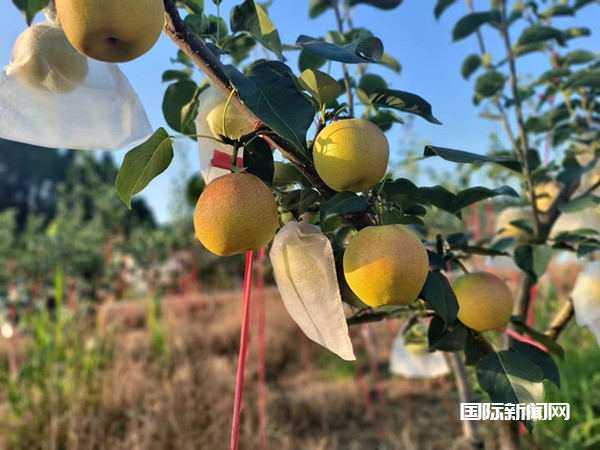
xmin=1 ymin=262 xmax=598 ymax=449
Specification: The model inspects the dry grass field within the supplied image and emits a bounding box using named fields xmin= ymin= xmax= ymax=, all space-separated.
xmin=1 ymin=287 xmax=468 ymax=450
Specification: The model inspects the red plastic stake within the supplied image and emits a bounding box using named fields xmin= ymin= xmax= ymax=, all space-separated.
xmin=230 ymin=251 xmax=254 ymax=450
xmin=257 ymin=247 xmax=267 ymax=450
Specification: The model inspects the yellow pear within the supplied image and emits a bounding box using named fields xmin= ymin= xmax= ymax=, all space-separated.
xmin=494 ymin=207 xmax=534 ymax=242
xmin=343 ymin=225 xmax=429 ymax=307
xmin=313 ymin=118 xmax=389 ymax=193
xmin=12 ymin=25 xmax=88 ymax=93
xmin=55 ymin=0 xmax=165 ymax=63
xmin=205 ymin=101 xmax=255 ymax=140
xmin=453 ymin=272 xmax=514 ymax=332
xmin=194 ymin=172 xmax=279 ymax=257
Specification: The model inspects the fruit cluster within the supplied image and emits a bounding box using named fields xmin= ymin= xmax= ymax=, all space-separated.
xmin=193 ymin=112 xmax=515 ymax=332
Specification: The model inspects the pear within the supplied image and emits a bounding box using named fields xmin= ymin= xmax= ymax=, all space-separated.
xmin=194 ymin=173 xmax=279 ymax=257
xmin=313 ymin=118 xmax=389 ymax=193
xmin=453 ymin=272 xmax=514 ymax=332
xmin=343 ymin=225 xmax=429 ymax=307
xmin=55 ymin=0 xmax=165 ymax=63
xmin=11 ymin=25 xmax=88 ymax=93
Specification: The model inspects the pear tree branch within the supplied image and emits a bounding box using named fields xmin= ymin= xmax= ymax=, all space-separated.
xmin=163 ymin=1 xmax=328 ymax=194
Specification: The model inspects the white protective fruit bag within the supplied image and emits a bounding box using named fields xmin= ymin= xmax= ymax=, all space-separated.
xmin=389 ymin=324 xmax=450 ymax=379
xmin=0 ymin=9 xmax=152 ymax=150
xmin=270 ymin=217 xmax=356 ymax=361
xmin=195 ymin=85 xmax=258 ymax=183
xmin=571 ymin=260 xmax=600 ymax=345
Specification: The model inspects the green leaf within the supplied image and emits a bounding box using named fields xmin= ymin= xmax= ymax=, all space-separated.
xmin=561 ymin=27 xmax=591 ymax=42
xmin=358 ymin=73 xmax=387 ymax=95
xmin=563 ymin=49 xmax=598 ymax=66
xmin=309 ymin=0 xmax=333 ymax=18
xmin=243 ymin=137 xmax=274 ymax=185
xmin=510 ymin=319 xmax=565 ymax=360
xmin=368 ymin=88 xmax=442 ymax=125
xmin=378 ymin=177 xmax=422 ymax=201
xmin=296 ymin=35 xmax=384 ymax=64
xmin=348 ymin=0 xmax=402 ymax=9
xmin=452 ymin=185 xmax=519 ymax=214
xmin=299 ymin=69 xmax=342 ymax=105
xmin=366 ymin=110 xmax=404 ymax=132
xmin=564 ymin=69 xmax=600 ymax=89
xmin=452 ymin=10 xmax=500 ymax=42
xmin=283 ymin=188 xmax=322 ymax=218
xmin=380 ymin=53 xmax=402 ymax=73
xmin=171 ymin=50 xmax=194 ymax=68
xmin=419 ymin=185 xmax=517 ymax=216
xmin=535 ymin=67 xmax=571 ymax=85
xmin=420 ymin=271 xmax=459 ymax=325
xmin=178 ymin=0 xmax=204 ymax=14
xmin=380 ymin=210 xmax=424 ymax=226
xmin=12 ymin=0 xmax=48 ymax=25
xmin=115 ymin=129 xmax=174 ymax=209
xmin=462 ymin=54 xmax=481 ymax=80
xmin=558 ymin=194 xmax=600 ymax=213
xmin=186 ymin=14 xmax=229 ymax=42
xmin=428 ymin=316 xmax=467 ymax=351
xmin=272 ymin=161 xmax=302 ymax=187
xmin=162 ymin=69 xmax=193 ymax=83
xmin=419 ymin=185 xmax=458 ymax=216
xmin=464 ymin=332 xmax=488 ymax=366
xmin=231 ymin=0 xmax=284 ymax=60
xmin=223 ymin=61 xmax=315 ymax=156
xmin=514 ymin=244 xmax=553 ymax=282
xmin=540 ymin=5 xmax=574 ymax=18
xmin=321 ymin=192 xmax=367 ymax=221
xmin=517 ymin=25 xmax=564 ymax=46
xmin=298 ymin=48 xmax=327 ymax=72
xmin=434 ymin=0 xmax=457 ymax=19
xmin=448 ymin=243 xmax=509 ymax=257
xmin=475 ymin=71 xmax=505 ymax=98
xmin=162 ymin=80 xmax=198 ymax=134
xmin=513 ymin=42 xmax=545 ymax=58
xmin=476 ymin=350 xmax=544 ymax=431
xmin=423 ymin=145 xmax=521 ymax=172
xmin=510 ymin=341 xmax=560 ymax=388
xmin=574 ymin=0 xmax=597 ymax=10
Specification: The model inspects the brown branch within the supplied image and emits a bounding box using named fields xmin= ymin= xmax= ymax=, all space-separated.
xmin=445 ymin=352 xmax=484 ymax=449
xmin=581 ymin=178 xmax=600 ymax=197
xmin=545 ymin=299 xmax=575 ymax=341
xmin=163 ymin=0 xmax=376 ymax=229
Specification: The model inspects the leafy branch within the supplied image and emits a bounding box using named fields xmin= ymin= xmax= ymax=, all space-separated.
xmin=162 ymin=0 xmax=378 ymax=230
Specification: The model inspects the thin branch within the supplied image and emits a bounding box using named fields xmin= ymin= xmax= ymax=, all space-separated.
xmin=545 ymin=299 xmax=575 ymax=341
xmin=498 ymin=0 xmax=541 ymax=238
xmin=464 ymin=0 xmax=486 ymax=54
xmin=333 ymin=1 xmax=354 ymax=117
xmin=494 ymin=97 xmax=523 ymax=158
xmin=445 ymin=352 xmax=484 ymax=449
xmin=581 ymin=178 xmax=600 ymax=197
xmin=163 ymin=0 xmax=377 ymax=230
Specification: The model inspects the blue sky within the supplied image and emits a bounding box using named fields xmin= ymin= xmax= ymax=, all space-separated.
xmin=1 ymin=1 xmax=599 ymax=223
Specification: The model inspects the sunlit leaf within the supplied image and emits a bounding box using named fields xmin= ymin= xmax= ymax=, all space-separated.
xmin=231 ymin=0 xmax=284 ymax=60
xmin=115 ymin=129 xmax=174 ymax=209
